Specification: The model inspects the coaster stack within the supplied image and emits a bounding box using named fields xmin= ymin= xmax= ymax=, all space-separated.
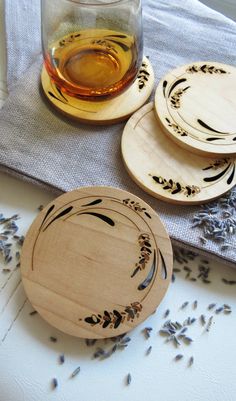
xmin=122 ymin=61 xmax=236 ymax=205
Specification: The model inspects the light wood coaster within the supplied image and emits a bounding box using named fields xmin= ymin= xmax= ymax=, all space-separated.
xmin=155 ymin=62 xmax=236 ymax=157
xmin=41 ymin=57 xmax=154 ymax=125
xmin=21 ymin=187 xmax=173 ymax=338
xmin=121 ymin=103 xmax=236 ymax=205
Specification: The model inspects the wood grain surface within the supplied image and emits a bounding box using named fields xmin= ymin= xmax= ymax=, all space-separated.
xmin=121 ymin=103 xmax=236 ymax=205
xmin=21 ymin=187 xmax=173 ymax=338
xmin=155 ymin=62 xmax=236 ymax=157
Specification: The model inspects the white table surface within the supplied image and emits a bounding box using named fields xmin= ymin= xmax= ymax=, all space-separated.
xmin=0 ymin=1 xmax=236 ymax=400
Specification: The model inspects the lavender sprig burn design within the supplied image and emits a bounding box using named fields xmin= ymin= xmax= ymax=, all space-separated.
xmin=131 ymin=234 xmax=152 ymax=278
xmin=84 ymin=302 xmax=142 ymax=329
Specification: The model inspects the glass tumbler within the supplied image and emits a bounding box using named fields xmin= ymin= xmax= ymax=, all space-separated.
xmin=41 ymin=0 xmax=143 ymax=100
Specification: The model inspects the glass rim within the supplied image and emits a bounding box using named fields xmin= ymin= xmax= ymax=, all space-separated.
xmin=60 ymin=0 xmax=132 ymax=6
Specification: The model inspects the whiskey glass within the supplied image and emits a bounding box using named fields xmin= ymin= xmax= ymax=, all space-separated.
xmin=41 ymin=0 xmax=143 ymax=100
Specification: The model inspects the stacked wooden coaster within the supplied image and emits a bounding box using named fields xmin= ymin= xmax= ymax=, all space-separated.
xmin=41 ymin=57 xmax=154 ymax=125
xmin=21 ymin=187 xmax=173 ymax=338
xmin=122 ymin=61 xmax=236 ymax=205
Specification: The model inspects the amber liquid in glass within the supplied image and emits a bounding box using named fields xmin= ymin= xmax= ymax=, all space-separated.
xmin=45 ymin=29 xmax=140 ymax=100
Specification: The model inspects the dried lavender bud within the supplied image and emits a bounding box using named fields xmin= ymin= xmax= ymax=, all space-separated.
xmin=215 ymin=307 xmax=224 ymax=314
xmin=175 ymin=354 xmax=183 ymax=361
xmin=200 ymin=314 xmax=206 ymax=325
xmin=164 ymin=309 xmax=170 ymax=318
xmin=59 ymin=354 xmax=65 ymax=364
xmin=71 ymin=366 xmax=80 ymax=378
xmin=206 ymin=316 xmax=214 ymax=332
xmin=184 ymin=337 xmax=193 ymax=344
xmin=127 ymin=373 xmax=132 ymax=385
xmin=50 ymin=336 xmax=57 ymax=343
xmin=208 ymin=303 xmax=216 ymax=310
xmin=29 ymin=310 xmax=38 ymax=316
xmin=193 ymin=300 xmax=198 ymax=309
xmin=180 ymin=302 xmax=189 ymax=310
xmin=85 ymin=339 xmax=97 ymax=346
xmin=146 ymin=346 xmax=152 ymax=355
xmin=52 ymin=378 xmax=58 ymax=389
xmin=143 ymin=327 xmax=153 ymax=339
xmin=189 ymin=356 xmax=194 ymax=366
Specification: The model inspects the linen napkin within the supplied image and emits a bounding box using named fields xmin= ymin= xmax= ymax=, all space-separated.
xmin=1 ymin=0 xmax=236 ymax=267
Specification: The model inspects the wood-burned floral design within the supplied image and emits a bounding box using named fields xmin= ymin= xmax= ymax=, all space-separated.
xmin=123 ymin=199 xmax=151 ymax=219
xmin=202 ymin=159 xmax=229 ymax=171
xmin=91 ymin=39 xmax=117 ymax=54
xmin=186 ymin=64 xmax=228 ymax=74
xmin=137 ymin=62 xmax=150 ymax=91
xmin=84 ymin=302 xmax=142 ymax=329
xmin=131 ymin=234 xmax=152 ymax=278
xmin=59 ymin=33 xmax=81 ymax=47
xmin=165 ymin=118 xmax=188 ymax=137
xmin=170 ymin=87 xmax=190 ymax=109
xmin=151 ymin=176 xmax=201 ymax=197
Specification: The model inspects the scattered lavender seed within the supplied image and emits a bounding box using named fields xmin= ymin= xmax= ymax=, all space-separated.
xmin=59 ymin=354 xmax=65 ymax=364
xmin=71 ymin=366 xmax=80 ymax=378
xmin=180 ymin=302 xmax=189 ymax=310
xmin=2 ymin=268 xmax=11 ymax=273
xmin=180 ymin=327 xmax=188 ymax=334
xmin=15 ymin=262 xmax=21 ymax=268
xmin=193 ymin=300 xmax=198 ymax=309
xmin=146 ymin=346 xmax=152 ymax=355
xmin=159 ymin=329 xmax=172 ymax=336
xmin=50 ymin=336 xmax=57 ymax=343
xmin=29 ymin=310 xmax=38 ymax=316
xmin=184 ymin=266 xmax=192 ymax=272
xmin=202 ymin=279 xmax=211 ymax=284
xmin=200 ymin=314 xmax=206 ymax=325
xmin=184 ymin=337 xmax=193 ymax=344
xmin=175 ymin=354 xmax=184 ymax=361
xmin=143 ymin=327 xmax=153 ymax=339
xmin=190 ymin=278 xmax=197 ymax=282
xmin=52 ymin=378 xmax=58 ymax=389
xmin=223 ymin=304 xmax=231 ymax=310
xmin=206 ymin=316 xmax=214 ymax=332
xmin=38 ymin=205 xmax=44 ymax=211
xmin=127 ymin=373 xmax=132 ymax=385
xmin=190 ymin=318 xmax=196 ymax=324
xmin=85 ymin=339 xmax=97 ymax=346
xmin=222 ymin=278 xmax=236 ymax=285
xmin=208 ymin=303 xmax=216 ymax=310
xmin=173 ymin=336 xmax=181 ymax=346
xmin=172 ymin=273 xmax=176 ymax=283
xmin=189 ymin=356 xmax=194 ymax=367
xmin=120 ymin=337 xmax=131 ymax=345
xmin=215 ymin=307 xmax=224 ymax=314
xmin=173 ymin=268 xmax=181 ymax=273
xmin=15 ymin=251 xmax=20 ymax=260
xmin=164 ymin=309 xmax=170 ymax=318
xmin=93 ymin=348 xmax=106 ymax=359
xmin=224 ymin=309 xmax=232 ymax=314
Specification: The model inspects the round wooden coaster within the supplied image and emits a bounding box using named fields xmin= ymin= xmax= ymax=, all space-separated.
xmin=155 ymin=61 xmax=236 ymax=157
xmin=21 ymin=187 xmax=173 ymax=338
xmin=121 ymin=103 xmax=236 ymax=205
xmin=41 ymin=57 xmax=154 ymax=125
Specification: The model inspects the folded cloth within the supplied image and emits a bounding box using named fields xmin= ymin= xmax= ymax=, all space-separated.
xmin=1 ymin=0 xmax=236 ymax=267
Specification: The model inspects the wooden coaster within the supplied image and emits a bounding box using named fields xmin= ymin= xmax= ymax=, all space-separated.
xmin=21 ymin=187 xmax=173 ymax=338
xmin=41 ymin=57 xmax=154 ymax=125
xmin=155 ymin=62 xmax=236 ymax=157
xmin=121 ymin=103 xmax=236 ymax=205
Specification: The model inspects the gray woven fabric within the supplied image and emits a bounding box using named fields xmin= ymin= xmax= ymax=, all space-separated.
xmin=1 ymin=0 xmax=236 ymax=267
